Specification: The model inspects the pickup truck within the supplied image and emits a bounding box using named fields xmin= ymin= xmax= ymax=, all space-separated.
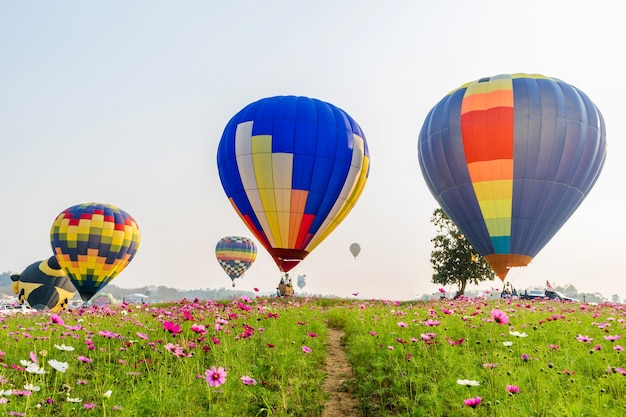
xmin=521 ymin=289 xmax=578 ymax=302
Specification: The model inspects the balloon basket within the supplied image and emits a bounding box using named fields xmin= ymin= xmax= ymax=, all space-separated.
xmin=278 ymin=283 xmax=294 ymax=297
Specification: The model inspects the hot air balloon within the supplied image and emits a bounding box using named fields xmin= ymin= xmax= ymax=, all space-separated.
xmin=50 ymin=202 xmax=141 ymax=302
xmin=10 ymin=256 xmax=77 ymax=312
xmin=297 ymin=274 xmax=306 ymax=290
xmin=215 ymin=236 xmax=257 ymax=287
xmin=217 ymin=96 xmax=370 ymax=291
xmin=349 ymin=243 xmax=361 ymax=259
xmin=418 ymin=74 xmax=606 ymax=281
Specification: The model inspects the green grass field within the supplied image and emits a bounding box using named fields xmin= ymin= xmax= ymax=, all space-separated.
xmin=1 ymin=295 xmax=624 ymax=416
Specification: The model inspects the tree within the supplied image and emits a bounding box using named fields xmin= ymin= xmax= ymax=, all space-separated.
xmin=429 ymin=208 xmax=496 ymax=297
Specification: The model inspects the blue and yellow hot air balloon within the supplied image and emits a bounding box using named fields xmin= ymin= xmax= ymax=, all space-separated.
xmin=418 ymin=74 xmax=607 ymax=281
xmin=217 ymin=96 xmax=370 ymax=274
xmin=50 ymin=202 xmax=141 ymax=302
xmin=215 ymin=236 xmax=257 ymax=287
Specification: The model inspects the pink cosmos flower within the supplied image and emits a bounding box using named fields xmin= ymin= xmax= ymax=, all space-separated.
xmin=397 ymin=322 xmax=408 ymax=328
xmin=491 ymin=309 xmax=509 ymax=325
xmin=49 ymin=314 xmax=64 ymax=325
xmin=604 ymin=335 xmax=621 ymax=342
xmin=163 ymin=321 xmax=182 ymax=335
xmin=77 ymin=356 xmax=92 ymax=363
xmin=191 ymin=324 xmax=206 ymax=334
xmin=205 ymin=366 xmax=227 ymax=387
xmin=253 ymin=288 xmax=259 ymax=292
xmin=83 ymin=403 xmax=96 ymax=409
xmin=614 ymin=345 xmax=624 ymax=351
xmin=577 ymin=335 xmax=593 ymax=343
xmin=521 ymin=353 xmax=530 ymax=362
xmin=506 ymin=385 xmax=520 ymax=394
xmin=438 ymin=288 xmax=446 ymax=294
xmin=464 ymin=396 xmax=481 ymax=408
xmin=302 ymin=346 xmax=312 ymax=354
xmin=240 ymin=376 xmax=257 ymax=385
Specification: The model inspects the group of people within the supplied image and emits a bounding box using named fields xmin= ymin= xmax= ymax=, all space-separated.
xmin=500 ymin=282 xmax=518 ymax=298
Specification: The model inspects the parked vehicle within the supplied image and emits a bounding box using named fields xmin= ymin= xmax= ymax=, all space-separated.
xmin=0 ymin=304 xmax=37 ymax=315
xmin=521 ymin=289 xmax=578 ymax=302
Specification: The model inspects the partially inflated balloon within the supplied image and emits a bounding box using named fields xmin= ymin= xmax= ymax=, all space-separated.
xmin=50 ymin=202 xmax=141 ymax=302
xmin=418 ymin=74 xmax=606 ymax=280
xmin=215 ymin=236 xmax=257 ymax=286
xmin=10 ymin=256 xmax=76 ymax=312
xmin=349 ymin=243 xmax=361 ymax=259
xmin=217 ymin=96 xmax=370 ymax=272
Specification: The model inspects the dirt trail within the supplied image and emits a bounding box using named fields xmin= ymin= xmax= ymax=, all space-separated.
xmin=322 ymin=328 xmax=359 ymax=417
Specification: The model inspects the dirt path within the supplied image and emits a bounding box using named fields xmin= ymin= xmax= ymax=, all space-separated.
xmin=322 ymin=328 xmax=359 ymax=417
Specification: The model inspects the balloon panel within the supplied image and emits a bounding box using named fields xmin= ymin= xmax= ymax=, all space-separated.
xmin=217 ymin=96 xmax=370 ymax=272
xmin=50 ymin=202 xmax=140 ymax=301
xmin=215 ymin=236 xmax=257 ymax=280
xmin=418 ymin=74 xmax=606 ymax=278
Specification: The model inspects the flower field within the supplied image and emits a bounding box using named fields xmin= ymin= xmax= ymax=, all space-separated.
xmin=0 ymin=295 xmax=625 ymax=416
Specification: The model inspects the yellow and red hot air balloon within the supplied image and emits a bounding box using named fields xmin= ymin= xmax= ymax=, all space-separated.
xmin=50 ymin=202 xmax=141 ymax=302
xmin=215 ymin=236 xmax=257 ymax=287
xmin=418 ymin=74 xmax=607 ymax=281
xmin=217 ymin=96 xmax=370 ymax=276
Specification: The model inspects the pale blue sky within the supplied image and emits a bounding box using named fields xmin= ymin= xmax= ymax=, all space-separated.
xmin=2 ymin=1 xmax=624 ymax=300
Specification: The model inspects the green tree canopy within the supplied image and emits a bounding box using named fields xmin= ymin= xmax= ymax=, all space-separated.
xmin=429 ymin=208 xmax=496 ymax=297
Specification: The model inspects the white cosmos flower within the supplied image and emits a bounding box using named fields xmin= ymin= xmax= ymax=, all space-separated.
xmin=54 ymin=344 xmax=75 ymax=351
xmin=20 ymin=359 xmax=35 ymax=367
xmin=25 ymin=363 xmax=46 ymax=374
xmin=509 ymin=331 xmax=528 ymax=338
xmin=66 ymin=397 xmax=82 ymax=403
xmin=503 ymin=341 xmax=514 ymax=347
xmin=48 ymin=359 xmax=69 ymax=373
xmin=103 ymin=390 xmax=112 ymax=398
xmin=24 ymin=384 xmax=41 ymax=391
xmin=456 ymin=379 xmax=480 ymax=387
xmin=0 ymin=390 xmax=11 ymax=396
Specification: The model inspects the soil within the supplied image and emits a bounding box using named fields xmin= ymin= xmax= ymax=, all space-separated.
xmin=322 ymin=328 xmax=359 ymax=417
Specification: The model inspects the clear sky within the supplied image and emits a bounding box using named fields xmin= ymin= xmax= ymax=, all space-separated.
xmin=1 ymin=1 xmax=624 ymax=300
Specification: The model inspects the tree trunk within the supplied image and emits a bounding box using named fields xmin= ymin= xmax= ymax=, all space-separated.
xmin=455 ymin=279 xmax=468 ymax=298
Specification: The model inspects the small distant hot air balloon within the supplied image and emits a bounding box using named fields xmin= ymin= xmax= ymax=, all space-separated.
xmin=297 ymin=274 xmax=306 ymax=290
xmin=50 ymin=202 xmax=141 ymax=302
xmin=418 ymin=74 xmax=607 ymax=281
xmin=349 ymin=243 xmax=361 ymax=259
xmin=10 ymin=256 xmax=76 ymax=312
xmin=215 ymin=236 xmax=257 ymax=287
xmin=217 ymin=96 xmax=370 ymax=290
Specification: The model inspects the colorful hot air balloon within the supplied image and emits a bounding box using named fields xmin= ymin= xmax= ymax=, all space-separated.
xmin=217 ymin=96 xmax=370 ymax=274
xmin=215 ymin=236 xmax=257 ymax=287
xmin=418 ymin=74 xmax=607 ymax=281
xmin=349 ymin=242 xmax=361 ymax=259
xmin=50 ymin=202 xmax=141 ymax=302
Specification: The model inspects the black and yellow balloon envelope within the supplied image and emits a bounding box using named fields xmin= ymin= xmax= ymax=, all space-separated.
xmin=418 ymin=74 xmax=607 ymax=281
xmin=215 ymin=236 xmax=257 ymax=287
xmin=11 ymin=256 xmax=77 ymax=312
xmin=217 ymin=96 xmax=370 ymax=273
xmin=50 ymin=202 xmax=141 ymax=302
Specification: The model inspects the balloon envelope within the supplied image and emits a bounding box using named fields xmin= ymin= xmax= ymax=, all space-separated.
xmin=217 ymin=96 xmax=370 ymax=272
xmin=418 ymin=74 xmax=607 ymax=280
xmin=215 ymin=236 xmax=257 ymax=285
xmin=349 ymin=242 xmax=361 ymax=259
xmin=50 ymin=202 xmax=141 ymax=302
xmin=11 ymin=256 xmax=76 ymax=312
xmin=297 ymin=274 xmax=306 ymax=290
